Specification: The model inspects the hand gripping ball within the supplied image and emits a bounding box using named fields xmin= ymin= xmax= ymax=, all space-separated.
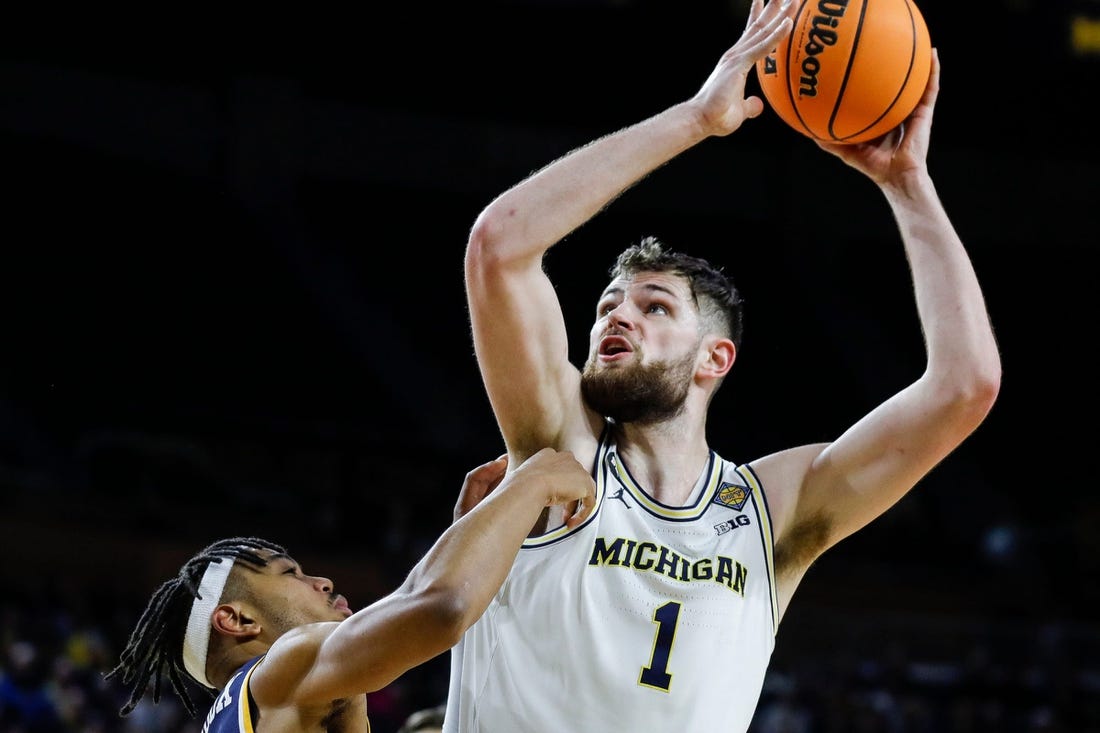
xmin=756 ymin=0 xmax=932 ymax=144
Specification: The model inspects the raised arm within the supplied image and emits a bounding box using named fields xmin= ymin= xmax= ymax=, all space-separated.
xmin=253 ymin=449 xmax=595 ymax=707
xmin=762 ymin=50 xmax=1002 ymax=595
xmin=464 ymin=0 xmax=795 ymax=461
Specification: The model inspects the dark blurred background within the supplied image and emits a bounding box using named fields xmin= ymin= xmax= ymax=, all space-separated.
xmin=1 ymin=1 xmax=1098 ymax=731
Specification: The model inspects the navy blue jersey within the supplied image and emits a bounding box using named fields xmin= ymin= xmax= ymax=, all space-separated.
xmin=200 ymin=656 xmax=263 ymax=733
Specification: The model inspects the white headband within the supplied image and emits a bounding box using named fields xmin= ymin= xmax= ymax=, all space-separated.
xmin=182 ymin=558 xmax=234 ymax=689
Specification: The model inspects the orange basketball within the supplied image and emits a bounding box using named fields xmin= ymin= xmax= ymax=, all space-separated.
xmin=755 ymin=0 xmax=932 ymax=144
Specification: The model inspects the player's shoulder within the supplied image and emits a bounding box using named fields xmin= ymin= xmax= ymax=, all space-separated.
xmin=742 ymin=443 xmax=830 ymax=532
xmin=744 ymin=443 xmax=827 ymax=474
xmin=250 ymin=622 xmax=340 ymax=704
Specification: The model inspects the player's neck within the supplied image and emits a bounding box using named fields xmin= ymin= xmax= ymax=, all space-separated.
xmin=612 ymin=420 xmax=710 ymax=506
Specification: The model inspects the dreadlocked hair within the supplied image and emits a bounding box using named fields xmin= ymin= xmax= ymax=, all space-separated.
xmin=105 ymin=536 xmax=287 ymax=718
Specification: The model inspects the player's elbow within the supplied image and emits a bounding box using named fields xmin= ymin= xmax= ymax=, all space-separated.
xmin=467 ymin=213 xmax=502 ymax=271
xmin=465 ymin=204 xmax=528 ymax=278
xmin=935 ymin=363 xmax=1001 ymax=434
xmin=975 ymin=362 xmax=1002 ymax=412
xmin=959 ymin=380 xmax=999 ymax=435
xmin=961 ymin=349 xmax=1002 ymax=418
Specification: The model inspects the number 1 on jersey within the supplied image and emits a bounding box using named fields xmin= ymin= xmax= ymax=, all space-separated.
xmin=639 ymin=601 xmax=681 ymax=691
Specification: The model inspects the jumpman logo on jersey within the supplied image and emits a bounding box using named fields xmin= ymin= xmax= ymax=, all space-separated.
xmin=609 ymin=486 xmax=632 ymax=509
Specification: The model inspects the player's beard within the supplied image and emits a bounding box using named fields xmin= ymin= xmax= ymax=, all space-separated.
xmin=580 ymin=348 xmax=696 ymax=425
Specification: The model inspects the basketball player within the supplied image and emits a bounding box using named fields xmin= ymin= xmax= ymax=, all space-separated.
xmin=445 ymin=2 xmax=1001 ymax=732
xmin=107 ymin=448 xmax=594 ymax=732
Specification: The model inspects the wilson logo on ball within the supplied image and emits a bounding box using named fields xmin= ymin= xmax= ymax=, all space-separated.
xmin=756 ymin=0 xmax=932 ymax=144
xmin=795 ymin=1 xmax=849 ymax=99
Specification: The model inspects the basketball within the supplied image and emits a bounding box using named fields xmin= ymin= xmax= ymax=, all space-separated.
xmin=755 ymin=0 xmax=932 ymax=144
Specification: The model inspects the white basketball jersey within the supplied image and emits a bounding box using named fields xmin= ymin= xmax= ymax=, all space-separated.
xmin=444 ymin=432 xmax=778 ymax=733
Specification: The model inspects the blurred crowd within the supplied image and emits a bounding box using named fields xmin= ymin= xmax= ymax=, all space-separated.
xmin=750 ymin=619 xmax=1100 ymax=733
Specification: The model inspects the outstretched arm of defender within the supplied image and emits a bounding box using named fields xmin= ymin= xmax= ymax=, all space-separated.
xmin=252 ymin=448 xmax=596 ymax=707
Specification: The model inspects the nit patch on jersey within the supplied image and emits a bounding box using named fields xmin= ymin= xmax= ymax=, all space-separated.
xmin=712 ymin=481 xmax=751 ymax=511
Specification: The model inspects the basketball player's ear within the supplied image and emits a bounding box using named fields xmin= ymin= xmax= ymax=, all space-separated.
xmin=700 ymin=336 xmax=736 ymax=379
xmin=212 ymin=604 xmax=262 ymax=640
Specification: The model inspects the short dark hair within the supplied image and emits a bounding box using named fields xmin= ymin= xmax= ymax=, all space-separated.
xmin=610 ymin=236 xmax=744 ymax=349
xmin=105 ymin=536 xmax=286 ymax=718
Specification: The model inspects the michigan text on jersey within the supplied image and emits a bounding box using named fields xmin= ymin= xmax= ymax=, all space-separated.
xmin=587 ymin=537 xmax=748 ymax=594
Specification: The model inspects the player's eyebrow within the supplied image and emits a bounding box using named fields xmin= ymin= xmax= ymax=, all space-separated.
xmin=265 ymin=553 xmax=296 ymax=569
xmin=599 ymin=285 xmax=624 ymax=299
xmin=641 ymin=283 xmax=679 ymax=298
xmin=600 ymin=282 xmax=680 ymax=300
